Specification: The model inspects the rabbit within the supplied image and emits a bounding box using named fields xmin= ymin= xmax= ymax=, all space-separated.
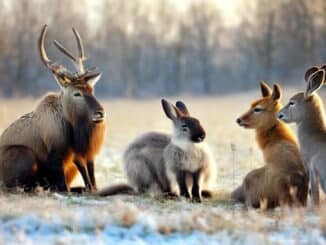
xmin=98 ymin=99 xmax=216 ymax=202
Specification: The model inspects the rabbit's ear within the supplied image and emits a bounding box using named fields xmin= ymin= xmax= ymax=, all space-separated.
xmin=175 ymin=101 xmax=190 ymax=116
xmin=305 ymin=70 xmax=325 ymax=98
xmin=161 ymin=99 xmax=181 ymax=121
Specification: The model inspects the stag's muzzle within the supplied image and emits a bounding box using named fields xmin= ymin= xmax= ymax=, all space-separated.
xmin=93 ymin=110 xmax=105 ymax=123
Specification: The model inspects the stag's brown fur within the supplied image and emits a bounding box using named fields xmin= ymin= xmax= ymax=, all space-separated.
xmin=65 ymin=122 xmax=106 ymax=190
xmin=0 ymin=25 xmax=105 ymax=192
xmin=232 ymin=81 xmax=308 ymax=208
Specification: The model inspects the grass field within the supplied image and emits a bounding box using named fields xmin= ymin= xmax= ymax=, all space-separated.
xmin=0 ymin=90 xmax=325 ymax=244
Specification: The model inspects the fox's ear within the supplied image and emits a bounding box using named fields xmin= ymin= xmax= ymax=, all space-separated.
xmin=305 ymin=70 xmax=325 ymax=99
xmin=161 ymin=99 xmax=181 ymax=121
xmin=272 ymin=83 xmax=281 ymax=101
xmin=259 ymin=80 xmax=272 ymax=97
xmin=304 ymin=66 xmax=319 ymax=82
xmin=175 ymin=101 xmax=190 ymax=116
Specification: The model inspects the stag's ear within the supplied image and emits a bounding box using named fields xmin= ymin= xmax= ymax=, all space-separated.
xmin=304 ymin=66 xmax=319 ymax=82
xmin=162 ymin=99 xmax=181 ymax=121
xmin=305 ymin=70 xmax=325 ymax=98
xmin=259 ymin=80 xmax=272 ymax=97
xmin=175 ymin=101 xmax=190 ymax=116
xmin=86 ymin=73 xmax=102 ymax=88
xmin=272 ymin=83 xmax=281 ymax=101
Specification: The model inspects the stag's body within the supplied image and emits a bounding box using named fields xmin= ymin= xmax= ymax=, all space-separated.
xmin=232 ymin=81 xmax=308 ymax=208
xmin=0 ymin=25 xmax=105 ymax=192
xmin=279 ymin=65 xmax=326 ymax=205
xmin=0 ymin=94 xmax=72 ymax=191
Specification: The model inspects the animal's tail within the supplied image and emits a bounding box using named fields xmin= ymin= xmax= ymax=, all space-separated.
xmin=230 ymin=185 xmax=245 ymax=203
xmin=201 ymin=190 xmax=214 ymax=198
xmin=97 ymin=183 xmax=135 ymax=196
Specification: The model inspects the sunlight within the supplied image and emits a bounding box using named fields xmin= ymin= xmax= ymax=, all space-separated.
xmin=171 ymin=0 xmax=243 ymax=27
xmin=140 ymin=0 xmax=243 ymax=27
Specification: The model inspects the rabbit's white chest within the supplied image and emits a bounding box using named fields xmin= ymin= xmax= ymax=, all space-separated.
xmin=182 ymin=150 xmax=204 ymax=172
xmin=171 ymin=138 xmax=206 ymax=172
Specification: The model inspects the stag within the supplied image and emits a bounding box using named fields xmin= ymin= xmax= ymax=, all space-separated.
xmin=0 ymin=25 xmax=105 ymax=192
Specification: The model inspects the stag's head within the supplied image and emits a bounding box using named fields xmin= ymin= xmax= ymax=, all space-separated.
xmin=39 ymin=25 xmax=105 ymax=125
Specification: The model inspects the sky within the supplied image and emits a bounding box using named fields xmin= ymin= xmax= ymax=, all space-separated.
xmin=171 ymin=0 xmax=243 ymax=27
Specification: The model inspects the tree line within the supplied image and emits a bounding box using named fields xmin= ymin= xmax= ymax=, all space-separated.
xmin=0 ymin=0 xmax=325 ymax=97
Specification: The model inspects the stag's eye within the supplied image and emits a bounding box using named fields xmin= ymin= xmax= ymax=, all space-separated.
xmin=181 ymin=124 xmax=188 ymax=132
xmin=289 ymin=101 xmax=295 ymax=106
xmin=253 ymin=108 xmax=262 ymax=113
xmin=73 ymin=92 xmax=82 ymax=97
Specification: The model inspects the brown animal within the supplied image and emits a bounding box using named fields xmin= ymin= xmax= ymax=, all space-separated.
xmin=232 ymin=81 xmax=308 ymax=208
xmin=50 ymin=27 xmax=106 ymax=191
xmin=0 ymin=25 xmax=105 ymax=192
xmin=64 ymin=122 xmax=105 ymax=191
xmin=278 ymin=65 xmax=326 ymax=205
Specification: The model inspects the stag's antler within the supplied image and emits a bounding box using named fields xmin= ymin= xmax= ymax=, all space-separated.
xmin=39 ymin=24 xmax=76 ymax=83
xmin=53 ymin=27 xmax=87 ymax=74
xmin=72 ymin=28 xmax=87 ymax=73
xmin=39 ymin=24 xmax=100 ymax=86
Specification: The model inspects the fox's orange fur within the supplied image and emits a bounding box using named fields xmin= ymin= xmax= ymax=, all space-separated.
xmin=232 ymin=81 xmax=308 ymax=208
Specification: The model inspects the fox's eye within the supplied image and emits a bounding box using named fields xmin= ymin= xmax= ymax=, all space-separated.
xmin=289 ymin=101 xmax=295 ymax=106
xmin=181 ymin=124 xmax=188 ymax=132
xmin=74 ymin=92 xmax=82 ymax=97
xmin=253 ymin=108 xmax=262 ymax=113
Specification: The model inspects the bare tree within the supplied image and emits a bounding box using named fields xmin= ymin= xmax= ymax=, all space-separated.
xmin=181 ymin=0 xmax=222 ymax=93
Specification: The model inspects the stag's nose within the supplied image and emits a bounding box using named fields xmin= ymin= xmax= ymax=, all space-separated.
xmin=93 ymin=109 xmax=106 ymax=123
xmin=96 ymin=110 xmax=105 ymax=118
xmin=236 ymin=118 xmax=241 ymax=125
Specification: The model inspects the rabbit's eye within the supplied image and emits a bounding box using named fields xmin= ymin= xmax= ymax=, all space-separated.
xmin=289 ymin=101 xmax=295 ymax=106
xmin=181 ymin=125 xmax=188 ymax=132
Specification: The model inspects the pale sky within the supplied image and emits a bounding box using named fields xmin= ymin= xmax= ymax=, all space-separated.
xmin=172 ymin=0 xmax=243 ymax=27
xmin=89 ymin=0 xmax=245 ymax=29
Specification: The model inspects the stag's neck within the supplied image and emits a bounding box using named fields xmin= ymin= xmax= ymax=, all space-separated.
xmin=255 ymin=121 xmax=296 ymax=150
xmin=72 ymin=118 xmax=94 ymax=154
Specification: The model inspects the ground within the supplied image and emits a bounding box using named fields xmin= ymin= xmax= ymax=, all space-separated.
xmin=0 ymin=90 xmax=325 ymax=244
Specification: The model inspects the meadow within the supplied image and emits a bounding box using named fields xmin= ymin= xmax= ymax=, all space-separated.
xmin=0 ymin=90 xmax=325 ymax=244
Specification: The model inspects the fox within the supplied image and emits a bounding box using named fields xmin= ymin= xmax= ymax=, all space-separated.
xmin=232 ymin=81 xmax=308 ymax=208
xmin=98 ymin=99 xmax=216 ymax=202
